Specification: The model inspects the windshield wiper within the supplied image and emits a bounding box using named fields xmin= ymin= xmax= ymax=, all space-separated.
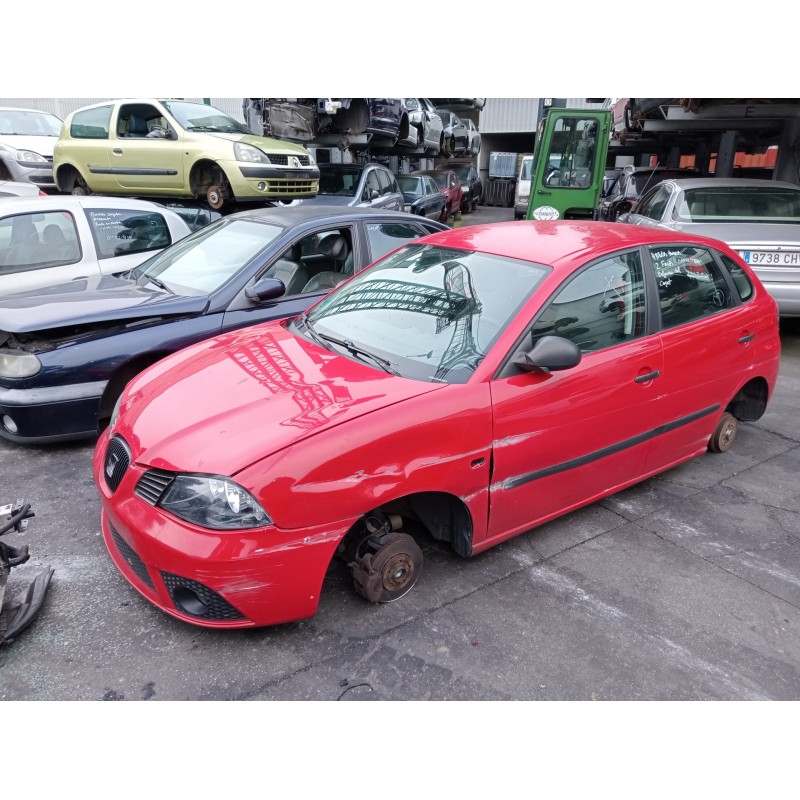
xmin=144 ymin=275 xmax=173 ymax=294
xmin=317 ymin=333 xmax=398 ymax=375
xmin=296 ymin=312 xmax=327 ymax=347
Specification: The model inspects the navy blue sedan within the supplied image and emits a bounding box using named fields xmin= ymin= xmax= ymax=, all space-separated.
xmin=396 ymin=174 xmax=447 ymax=220
xmin=0 ymin=205 xmax=447 ymax=443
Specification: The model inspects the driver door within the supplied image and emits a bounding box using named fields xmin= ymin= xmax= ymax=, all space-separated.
xmin=486 ymin=249 xmax=663 ymax=544
xmin=109 ymin=103 xmax=185 ymax=192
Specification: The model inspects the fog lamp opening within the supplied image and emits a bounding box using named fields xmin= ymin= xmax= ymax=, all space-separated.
xmin=257 ymin=182 xmax=266 ymax=191
xmin=2 ymin=415 xmax=18 ymax=434
xmin=172 ymin=586 xmax=209 ymax=617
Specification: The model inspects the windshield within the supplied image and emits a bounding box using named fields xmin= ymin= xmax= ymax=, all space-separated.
xmin=449 ymin=164 xmax=469 ymax=180
xmin=397 ymin=175 xmax=424 ymax=199
xmin=318 ymin=166 xmax=362 ymax=197
xmin=135 ymin=218 xmax=282 ymax=295
xmin=161 ymin=101 xmax=251 ymax=134
xmin=429 ymin=173 xmax=449 ymax=190
xmin=0 ymin=109 xmax=62 ymax=136
xmin=676 ymin=186 xmax=800 ymax=223
xmin=302 ymin=243 xmax=549 ymax=384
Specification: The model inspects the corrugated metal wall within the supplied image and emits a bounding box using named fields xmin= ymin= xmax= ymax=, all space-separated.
xmin=478 ymin=99 xmax=539 ymax=134
xmin=0 ymin=98 xmax=246 ymax=122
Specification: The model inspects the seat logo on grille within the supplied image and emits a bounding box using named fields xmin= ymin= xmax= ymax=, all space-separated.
xmin=105 ymin=451 xmax=120 ymax=478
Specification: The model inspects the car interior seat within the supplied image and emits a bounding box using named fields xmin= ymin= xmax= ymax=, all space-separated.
xmin=263 ymin=242 xmax=309 ymax=295
xmin=301 ymin=234 xmax=351 ymax=293
xmin=126 ymin=113 xmax=150 ymax=137
xmin=42 ymin=223 xmax=78 ymax=261
xmin=6 ymin=217 xmax=40 ymax=265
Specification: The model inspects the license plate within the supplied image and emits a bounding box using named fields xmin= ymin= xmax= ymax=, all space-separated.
xmin=741 ymin=250 xmax=800 ymax=265
xmin=290 ymin=171 xmax=311 ymax=179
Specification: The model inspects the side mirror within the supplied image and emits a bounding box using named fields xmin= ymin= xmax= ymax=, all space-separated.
xmin=370 ymin=189 xmax=380 ymax=201
xmin=514 ymin=335 xmax=581 ymax=373
xmin=245 ymin=277 xmax=286 ymax=302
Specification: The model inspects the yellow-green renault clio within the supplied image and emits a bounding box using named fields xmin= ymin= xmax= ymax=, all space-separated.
xmin=53 ymin=99 xmax=319 ymax=210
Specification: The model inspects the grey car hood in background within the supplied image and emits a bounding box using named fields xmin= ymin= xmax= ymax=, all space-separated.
xmin=0 ymin=134 xmax=57 ymax=158
xmin=0 ymin=276 xmax=208 ymax=333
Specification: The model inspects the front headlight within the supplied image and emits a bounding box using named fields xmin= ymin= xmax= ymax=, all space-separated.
xmin=234 ymin=143 xmax=270 ymax=164
xmin=15 ymin=150 xmax=48 ymax=164
xmin=109 ymin=392 xmax=123 ymax=430
xmin=0 ymin=351 xmax=42 ymax=378
xmin=159 ymin=474 xmax=271 ymax=530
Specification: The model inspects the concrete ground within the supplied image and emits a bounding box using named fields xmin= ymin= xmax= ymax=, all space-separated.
xmin=0 ymin=204 xmax=798 ymax=700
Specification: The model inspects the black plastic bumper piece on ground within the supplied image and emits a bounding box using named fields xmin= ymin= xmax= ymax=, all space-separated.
xmin=0 ymin=566 xmax=55 ymax=645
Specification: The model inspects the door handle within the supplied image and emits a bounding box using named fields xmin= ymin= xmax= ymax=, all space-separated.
xmin=634 ymin=370 xmax=661 ymax=384
xmin=738 ymin=333 xmax=755 ymax=344
xmin=112 ymin=148 xmax=123 ymax=154
xmin=537 ymin=189 xmax=552 ymax=195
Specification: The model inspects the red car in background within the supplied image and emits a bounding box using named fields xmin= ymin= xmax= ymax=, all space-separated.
xmin=418 ymin=168 xmax=463 ymax=222
xmin=94 ymin=221 xmax=780 ymax=630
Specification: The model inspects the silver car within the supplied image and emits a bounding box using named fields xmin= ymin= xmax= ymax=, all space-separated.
xmin=620 ymin=177 xmax=800 ymax=316
xmin=0 ymin=107 xmax=63 ymax=191
xmin=403 ymin=98 xmax=444 ymax=155
xmin=299 ymin=162 xmax=404 ymax=211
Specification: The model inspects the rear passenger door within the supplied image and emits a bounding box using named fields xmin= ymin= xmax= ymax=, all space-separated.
xmin=643 ymin=243 xmax=755 ymax=473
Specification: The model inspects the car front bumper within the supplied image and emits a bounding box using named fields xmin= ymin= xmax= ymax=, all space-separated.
xmin=93 ymin=431 xmax=354 ymax=629
xmin=228 ymin=160 xmax=320 ymax=200
xmin=0 ymin=380 xmax=107 ymax=443
xmin=1 ymin=156 xmax=56 ymax=189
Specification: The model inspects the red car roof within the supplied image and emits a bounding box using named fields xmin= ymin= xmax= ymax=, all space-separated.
xmin=419 ymin=220 xmax=736 ymax=276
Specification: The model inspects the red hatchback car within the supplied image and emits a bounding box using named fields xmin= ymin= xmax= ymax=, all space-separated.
xmin=94 ymin=221 xmax=781 ymax=629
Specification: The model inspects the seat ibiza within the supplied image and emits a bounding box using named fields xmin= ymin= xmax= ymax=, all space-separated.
xmin=94 ymin=221 xmax=781 ymax=629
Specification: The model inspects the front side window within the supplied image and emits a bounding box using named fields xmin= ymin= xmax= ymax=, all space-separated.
xmin=70 ymin=105 xmax=113 ymax=139
xmin=650 ymin=246 xmax=733 ymax=328
xmin=529 ymin=250 xmax=646 ymax=354
xmin=304 ymin=244 xmax=550 ymax=384
xmin=544 ymin=117 xmax=598 ymax=189
xmin=641 ymin=185 xmax=672 ymax=221
xmin=0 ymin=211 xmax=81 ymax=274
xmin=363 ymin=169 xmax=381 ymax=200
xmin=375 ymin=168 xmax=393 ymax=196
xmin=116 ymin=104 xmax=169 ymax=138
xmin=86 ymin=209 xmax=172 ymax=259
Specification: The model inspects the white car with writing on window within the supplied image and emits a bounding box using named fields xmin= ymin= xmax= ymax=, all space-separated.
xmin=0 ymin=196 xmax=191 ymax=294
xmin=618 ymin=177 xmax=800 ymax=316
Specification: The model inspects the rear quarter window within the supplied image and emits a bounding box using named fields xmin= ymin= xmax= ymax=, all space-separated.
xmin=69 ymin=105 xmax=113 ymax=139
xmin=718 ymin=253 xmax=754 ymax=302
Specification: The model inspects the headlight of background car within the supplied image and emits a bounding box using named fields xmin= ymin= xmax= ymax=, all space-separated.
xmin=0 ymin=351 xmax=42 ymax=378
xmin=159 ymin=474 xmax=272 ymax=530
xmin=15 ymin=150 xmax=48 ymax=164
xmin=234 ymin=143 xmax=270 ymax=164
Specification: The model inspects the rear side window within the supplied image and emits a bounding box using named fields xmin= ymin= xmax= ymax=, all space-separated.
xmin=650 ymin=246 xmax=733 ymax=328
xmin=365 ymin=222 xmax=428 ymax=262
xmin=86 ymin=209 xmax=171 ymax=259
xmin=718 ymin=253 xmax=754 ymax=301
xmin=70 ymin=105 xmax=113 ymax=139
xmin=0 ymin=211 xmax=81 ymax=274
